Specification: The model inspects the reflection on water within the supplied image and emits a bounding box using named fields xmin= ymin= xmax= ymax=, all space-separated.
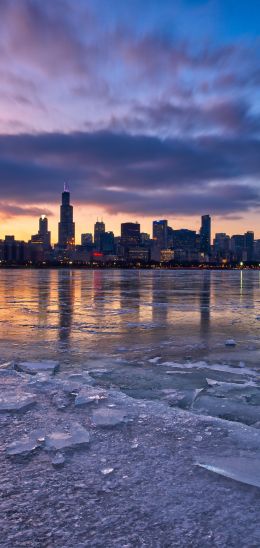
xmin=58 ymin=270 xmax=75 ymax=343
xmin=0 ymin=269 xmax=259 ymax=371
xmin=200 ymin=272 xmax=211 ymax=338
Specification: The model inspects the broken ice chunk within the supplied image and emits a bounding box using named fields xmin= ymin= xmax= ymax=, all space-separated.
xmin=0 ymin=392 xmax=36 ymax=413
xmin=193 ymin=394 xmax=260 ymax=425
xmin=45 ymin=425 xmax=90 ymax=451
xmin=101 ymin=467 xmax=114 ymax=475
xmin=75 ymin=386 xmax=107 ymax=406
xmin=16 ymin=360 xmax=59 ymax=375
xmin=196 ymin=456 xmax=260 ymax=489
xmin=67 ymin=372 xmax=95 ymax=385
xmin=227 ymin=423 xmax=260 ymax=450
xmin=225 ymin=339 xmax=236 ymax=347
xmin=149 ymin=357 xmax=161 ymax=364
xmin=52 ymin=453 xmax=65 ymax=468
xmin=92 ymin=408 xmax=129 ymax=427
xmin=7 ymin=430 xmax=45 ymax=456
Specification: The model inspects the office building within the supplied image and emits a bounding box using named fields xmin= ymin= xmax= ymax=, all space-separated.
xmin=121 ymin=222 xmax=141 ymax=247
xmin=200 ymin=215 xmax=211 ymax=256
xmin=244 ymin=231 xmax=254 ymax=262
xmin=100 ymin=231 xmax=115 ymax=254
xmin=213 ymin=233 xmax=230 ymax=260
xmin=94 ymin=221 xmax=105 ymax=251
xmin=172 ymin=229 xmax=197 ymax=251
xmin=230 ymin=235 xmax=245 ymax=262
xmin=58 ymin=185 xmax=75 ymax=248
xmin=81 ymin=233 xmax=93 ymax=246
xmin=160 ymin=249 xmax=174 ymax=262
xmin=38 ymin=215 xmax=51 ymax=248
xmin=153 ymin=220 xmax=168 ymax=249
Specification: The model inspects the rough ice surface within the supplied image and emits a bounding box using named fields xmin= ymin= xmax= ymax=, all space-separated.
xmin=92 ymin=407 xmax=131 ymax=427
xmin=196 ymin=457 xmax=260 ymax=489
xmin=16 ymin=360 xmax=59 ymax=375
xmin=0 ymin=392 xmax=36 ymax=413
xmin=45 ymin=425 xmax=90 ymax=451
xmin=0 ymin=270 xmax=260 ymax=546
xmin=7 ymin=430 xmax=45 ymax=456
xmin=225 ymin=339 xmax=236 ymax=347
xmin=51 ymin=453 xmax=65 ymax=468
xmin=75 ymin=386 xmax=107 ymax=406
xmin=193 ymin=394 xmax=260 ymax=424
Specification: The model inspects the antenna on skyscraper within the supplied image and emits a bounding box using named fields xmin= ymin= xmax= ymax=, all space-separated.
xmin=64 ymin=182 xmax=70 ymax=192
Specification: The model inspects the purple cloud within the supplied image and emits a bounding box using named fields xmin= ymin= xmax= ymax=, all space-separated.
xmin=0 ymin=130 xmax=259 ymax=217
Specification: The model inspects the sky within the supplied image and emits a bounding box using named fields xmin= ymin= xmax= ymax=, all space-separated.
xmin=0 ymin=0 xmax=260 ymax=242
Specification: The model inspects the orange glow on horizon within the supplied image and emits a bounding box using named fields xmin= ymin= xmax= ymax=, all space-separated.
xmin=0 ymin=203 xmax=260 ymax=243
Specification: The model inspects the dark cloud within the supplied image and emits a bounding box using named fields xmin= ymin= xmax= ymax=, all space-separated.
xmin=108 ymin=98 xmax=260 ymax=136
xmin=0 ymin=130 xmax=259 ymax=216
xmin=0 ymin=1 xmax=259 ymax=222
xmin=0 ymin=202 xmax=53 ymax=219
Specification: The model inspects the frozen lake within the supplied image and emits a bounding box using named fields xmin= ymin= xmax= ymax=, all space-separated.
xmin=1 ymin=269 xmax=260 ymax=546
xmin=0 ymin=268 xmax=260 ymax=424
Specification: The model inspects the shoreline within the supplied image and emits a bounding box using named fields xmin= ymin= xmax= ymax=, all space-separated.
xmin=0 ymin=265 xmax=259 ymax=270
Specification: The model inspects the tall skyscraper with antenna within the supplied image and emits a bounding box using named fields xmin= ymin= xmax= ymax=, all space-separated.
xmin=58 ymin=184 xmax=75 ymax=247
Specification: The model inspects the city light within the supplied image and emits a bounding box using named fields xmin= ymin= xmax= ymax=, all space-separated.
xmin=0 ymin=188 xmax=259 ymax=267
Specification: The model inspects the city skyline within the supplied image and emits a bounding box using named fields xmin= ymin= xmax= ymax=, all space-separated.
xmin=0 ymin=1 xmax=260 ymax=240
xmin=0 ymin=185 xmax=258 ymax=245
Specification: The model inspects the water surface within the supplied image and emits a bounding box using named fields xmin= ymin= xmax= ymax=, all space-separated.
xmin=0 ymin=269 xmax=259 ymax=419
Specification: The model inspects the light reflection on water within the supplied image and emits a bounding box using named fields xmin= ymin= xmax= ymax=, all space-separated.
xmin=0 ymin=269 xmax=260 ymax=372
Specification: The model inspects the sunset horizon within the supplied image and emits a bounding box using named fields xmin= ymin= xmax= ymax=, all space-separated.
xmin=0 ymin=0 xmax=260 ymax=242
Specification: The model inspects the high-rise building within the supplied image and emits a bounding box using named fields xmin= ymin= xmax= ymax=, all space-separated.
xmin=100 ymin=231 xmax=115 ymax=254
xmin=30 ymin=216 xmax=51 ymax=250
xmin=172 ymin=229 xmax=197 ymax=251
xmin=94 ymin=221 xmax=105 ymax=250
xmin=230 ymin=234 xmax=244 ymax=261
xmin=38 ymin=215 xmax=51 ymax=248
xmin=81 ymin=233 xmax=93 ymax=246
xmin=153 ymin=220 xmax=168 ymax=249
xmin=254 ymin=239 xmax=260 ymax=261
xmin=244 ymin=231 xmax=254 ymax=262
xmin=213 ymin=233 xmax=230 ymax=260
xmin=58 ymin=185 xmax=75 ymax=248
xmin=121 ymin=222 xmax=141 ymax=248
xmin=200 ymin=215 xmax=211 ymax=256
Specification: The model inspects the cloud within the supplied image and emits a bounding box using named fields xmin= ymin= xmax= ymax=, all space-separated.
xmin=0 ymin=130 xmax=259 ymax=217
xmin=0 ymin=0 xmax=259 ymax=137
xmin=0 ymin=1 xmax=259 ymax=222
xmin=0 ymin=202 xmax=53 ymax=220
xmin=107 ymin=98 xmax=260 ymax=136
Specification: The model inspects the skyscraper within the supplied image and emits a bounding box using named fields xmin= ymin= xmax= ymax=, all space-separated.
xmin=58 ymin=185 xmax=75 ymax=248
xmin=39 ymin=215 xmax=51 ymax=248
xmin=81 ymin=233 xmax=93 ymax=246
xmin=200 ymin=215 xmax=211 ymax=256
xmin=100 ymin=231 xmax=115 ymax=254
xmin=244 ymin=231 xmax=254 ymax=262
xmin=30 ymin=215 xmax=51 ymax=249
xmin=153 ymin=220 xmax=168 ymax=249
xmin=121 ymin=222 xmax=141 ymax=247
xmin=94 ymin=221 xmax=105 ymax=251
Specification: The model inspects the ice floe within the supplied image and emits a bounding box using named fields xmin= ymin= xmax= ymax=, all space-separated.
xmin=92 ymin=407 xmax=131 ymax=427
xmin=16 ymin=360 xmax=59 ymax=375
xmin=45 ymin=425 xmax=90 ymax=451
xmin=196 ymin=456 xmax=260 ymax=489
xmin=0 ymin=392 xmax=37 ymax=413
xmin=75 ymin=386 xmax=107 ymax=406
xmin=225 ymin=339 xmax=237 ymax=347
